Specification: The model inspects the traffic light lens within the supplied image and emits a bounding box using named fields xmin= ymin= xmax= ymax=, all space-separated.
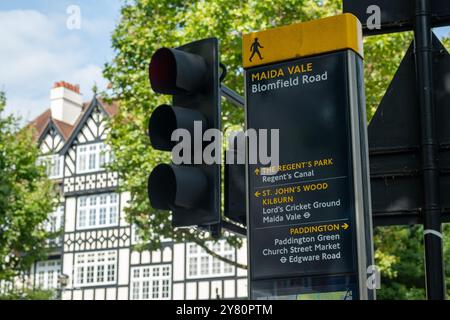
xmin=148 ymin=104 xmax=208 ymax=152
xmin=148 ymin=104 xmax=177 ymax=151
xmin=148 ymin=164 xmax=176 ymax=210
xmin=148 ymin=164 xmax=208 ymax=211
xmin=149 ymin=47 xmax=208 ymax=95
xmin=149 ymin=48 xmax=177 ymax=94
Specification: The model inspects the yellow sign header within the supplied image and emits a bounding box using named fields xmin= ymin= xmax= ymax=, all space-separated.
xmin=242 ymin=13 xmax=363 ymax=68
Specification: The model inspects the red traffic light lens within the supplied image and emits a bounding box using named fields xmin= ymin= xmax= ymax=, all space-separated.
xmin=149 ymin=48 xmax=177 ymax=94
xmin=149 ymin=47 xmax=207 ymax=94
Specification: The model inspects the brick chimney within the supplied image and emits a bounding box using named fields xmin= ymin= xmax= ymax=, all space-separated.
xmin=50 ymin=81 xmax=83 ymax=125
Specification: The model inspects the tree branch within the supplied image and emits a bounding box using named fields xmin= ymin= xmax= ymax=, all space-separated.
xmin=191 ymin=237 xmax=248 ymax=270
xmin=179 ymin=229 xmax=247 ymax=270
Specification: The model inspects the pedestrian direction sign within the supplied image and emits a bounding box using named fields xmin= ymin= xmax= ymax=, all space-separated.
xmin=243 ymin=14 xmax=374 ymax=300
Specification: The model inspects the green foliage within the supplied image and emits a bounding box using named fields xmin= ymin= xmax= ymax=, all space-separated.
xmin=375 ymin=224 xmax=450 ymax=299
xmin=103 ymin=0 xmax=449 ymax=296
xmin=0 ymin=92 xmax=57 ymax=282
xmin=374 ymin=226 xmax=426 ymax=299
xmin=363 ymin=32 xmax=413 ymax=119
xmin=0 ymin=288 xmax=55 ymax=300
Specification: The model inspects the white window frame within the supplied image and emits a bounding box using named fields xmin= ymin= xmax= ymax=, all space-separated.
xmin=45 ymin=206 xmax=64 ymax=246
xmin=130 ymin=265 xmax=171 ymax=300
xmin=131 ymin=225 xmax=172 ymax=245
xmin=74 ymin=250 xmax=117 ymax=287
xmin=35 ymin=260 xmax=61 ymax=290
xmin=186 ymin=240 xmax=235 ymax=279
xmin=77 ymin=193 xmax=119 ymax=230
xmin=76 ymin=142 xmax=111 ymax=174
xmin=39 ymin=154 xmax=63 ymax=179
xmin=131 ymin=225 xmax=142 ymax=245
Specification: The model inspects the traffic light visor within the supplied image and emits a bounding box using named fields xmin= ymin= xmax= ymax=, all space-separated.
xmin=149 ymin=47 xmax=207 ymax=94
xmin=148 ymin=164 xmax=208 ymax=210
xmin=148 ymin=104 xmax=207 ymax=151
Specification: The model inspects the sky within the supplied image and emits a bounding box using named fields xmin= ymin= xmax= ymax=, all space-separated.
xmin=0 ymin=0 xmax=122 ymax=123
xmin=0 ymin=1 xmax=449 ymax=124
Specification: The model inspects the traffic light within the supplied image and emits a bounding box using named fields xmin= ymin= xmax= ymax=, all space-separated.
xmin=224 ymin=132 xmax=246 ymax=226
xmin=147 ymin=38 xmax=221 ymax=228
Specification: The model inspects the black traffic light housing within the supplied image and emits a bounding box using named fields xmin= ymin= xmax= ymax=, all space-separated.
xmin=224 ymin=132 xmax=246 ymax=226
xmin=147 ymin=38 xmax=221 ymax=228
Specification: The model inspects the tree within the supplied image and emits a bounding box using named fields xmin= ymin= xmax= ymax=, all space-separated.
xmin=0 ymin=91 xmax=57 ymax=283
xmin=103 ymin=0 xmax=346 ymax=268
xmin=103 ymin=0 xmax=448 ymax=296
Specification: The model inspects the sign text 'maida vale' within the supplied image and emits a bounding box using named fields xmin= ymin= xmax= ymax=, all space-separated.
xmin=251 ymin=63 xmax=313 ymax=81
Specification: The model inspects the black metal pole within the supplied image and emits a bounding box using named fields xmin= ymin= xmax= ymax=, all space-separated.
xmin=221 ymin=85 xmax=244 ymax=108
xmin=414 ymin=0 xmax=445 ymax=300
xmin=221 ymin=220 xmax=247 ymax=237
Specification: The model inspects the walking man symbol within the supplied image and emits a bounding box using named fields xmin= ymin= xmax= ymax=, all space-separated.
xmin=249 ymin=38 xmax=264 ymax=62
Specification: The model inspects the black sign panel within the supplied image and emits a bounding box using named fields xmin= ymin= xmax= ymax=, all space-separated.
xmin=369 ymin=34 xmax=450 ymax=227
xmin=246 ymin=52 xmax=359 ymax=282
xmin=343 ymin=0 xmax=450 ymax=36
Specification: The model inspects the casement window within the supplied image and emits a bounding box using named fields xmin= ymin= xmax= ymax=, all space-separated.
xmin=188 ymin=257 xmax=198 ymax=276
xmin=0 ymin=280 xmax=13 ymax=295
xmin=39 ymin=155 xmax=63 ymax=179
xmin=131 ymin=224 xmax=150 ymax=245
xmin=45 ymin=206 xmax=64 ymax=246
xmin=131 ymin=225 xmax=172 ymax=245
xmin=130 ymin=265 xmax=171 ymax=300
xmin=74 ymin=250 xmax=117 ymax=287
xmin=131 ymin=225 xmax=142 ymax=245
xmin=35 ymin=260 xmax=61 ymax=290
xmin=186 ymin=241 xmax=235 ymax=279
xmin=76 ymin=142 xmax=111 ymax=174
xmin=0 ymin=272 xmax=31 ymax=295
xmin=77 ymin=193 xmax=119 ymax=229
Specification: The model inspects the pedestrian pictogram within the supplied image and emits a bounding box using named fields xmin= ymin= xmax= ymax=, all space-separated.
xmin=249 ymin=38 xmax=264 ymax=62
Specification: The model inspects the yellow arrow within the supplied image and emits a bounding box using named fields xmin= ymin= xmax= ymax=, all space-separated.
xmin=254 ymin=191 xmax=261 ymax=197
xmin=342 ymin=223 xmax=349 ymax=230
xmin=254 ymin=168 xmax=260 ymax=175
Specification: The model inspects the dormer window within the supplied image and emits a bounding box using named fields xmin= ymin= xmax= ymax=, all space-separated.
xmin=76 ymin=142 xmax=111 ymax=174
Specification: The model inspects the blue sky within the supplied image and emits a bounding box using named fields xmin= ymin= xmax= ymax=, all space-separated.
xmin=0 ymin=0 xmax=122 ymax=122
xmin=0 ymin=1 xmax=449 ymax=124
xmin=436 ymin=27 xmax=450 ymax=39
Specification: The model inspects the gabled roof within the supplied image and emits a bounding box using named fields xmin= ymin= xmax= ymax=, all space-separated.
xmin=59 ymin=96 xmax=117 ymax=154
xmin=52 ymin=119 xmax=75 ymax=140
xmin=29 ymin=109 xmax=76 ymax=142
xmin=98 ymin=98 xmax=119 ymax=117
xmin=29 ymin=109 xmax=51 ymax=141
xmin=28 ymin=96 xmax=119 ymax=147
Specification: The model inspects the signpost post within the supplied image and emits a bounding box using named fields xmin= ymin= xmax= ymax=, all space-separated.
xmin=243 ymin=14 xmax=375 ymax=300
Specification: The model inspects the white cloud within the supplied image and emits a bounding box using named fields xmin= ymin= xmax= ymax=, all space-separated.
xmin=5 ymin=96 xmax=49 ymax=122
xmin=0 ymin=9 xmax=110 ymax=123
xmin=82 ymin=15 xmax=116 ymax=38
xmin=68 ymin=64 xmax=109 ymax=97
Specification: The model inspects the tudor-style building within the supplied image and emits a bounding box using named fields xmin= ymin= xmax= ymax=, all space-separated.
xmin=26 ymin=81 xmax=248 ymax=300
